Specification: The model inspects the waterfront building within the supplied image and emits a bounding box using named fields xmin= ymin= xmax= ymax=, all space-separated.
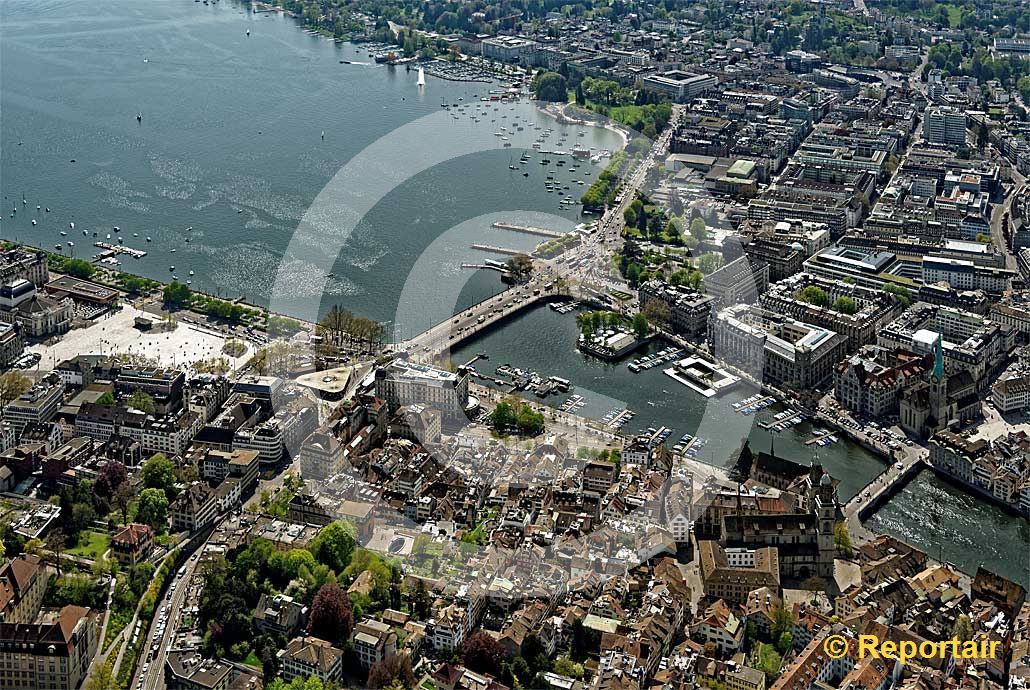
xmin=577 ymin=327 xmax=640 ymax=360
xmin=481 ymin=36 xmax=538 ymax=63
xmin=709 ymin=305 xmax=846 ymax=390
xmin=638 ymin=280 xmax=712 ymax=338
xmin=44 ymin=275 xmax=118 ymax=311
xmin=0 ymin=279 xmax=73 ymax=338
xmin=375 ymin=359 xmax=471 ymax=424
xmin=0 ymin=248 xmax=48 ymax=287
xmin=929 ymin=430 xmax=1030 ymax=516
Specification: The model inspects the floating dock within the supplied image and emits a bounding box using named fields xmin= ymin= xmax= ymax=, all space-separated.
xmin=94 ymin=241 xmax=147 ymax=258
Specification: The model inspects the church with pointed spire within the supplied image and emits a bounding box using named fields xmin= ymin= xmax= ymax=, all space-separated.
xmin=899 ymin=333 xmax=979 ymax=438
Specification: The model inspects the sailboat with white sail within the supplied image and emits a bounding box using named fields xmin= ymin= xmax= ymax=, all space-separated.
xmin=416 ymin=67 xmax=426 ymax=87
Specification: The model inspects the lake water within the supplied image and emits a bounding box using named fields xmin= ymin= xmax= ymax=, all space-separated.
xmin=451 ymin=304 xmax=888 ymax=501
xmin=0 ymin=0 xmax=621 ymax=331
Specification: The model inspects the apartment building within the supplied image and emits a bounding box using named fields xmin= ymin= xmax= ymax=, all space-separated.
xmin=760 ymin=273 xmax=904 ymax=351
xmin=638 ymin=280 xmax=713 ymax=338
xmin=278 ymin=636 xmax=344 ymax=685
xmin=923 ymin=105 xmax=967 ymax=147
xmin=0 ymin=605 xmax=99 ymax=690
xmin=0 ymin=555 xmax=47 ymax=624
xmin=352 ymin=618 xmax=398 ymax=669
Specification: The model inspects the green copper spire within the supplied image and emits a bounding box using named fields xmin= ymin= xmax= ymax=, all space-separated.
xmin=933 ymin=334 xmax=945 ymax=381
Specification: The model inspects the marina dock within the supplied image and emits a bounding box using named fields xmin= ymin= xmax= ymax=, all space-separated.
xmin=93 ymin=241 xmax=147 ymax=259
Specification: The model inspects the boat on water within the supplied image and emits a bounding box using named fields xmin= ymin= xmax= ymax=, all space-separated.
xmin=416 ymin=67 xmax=426 ymax=87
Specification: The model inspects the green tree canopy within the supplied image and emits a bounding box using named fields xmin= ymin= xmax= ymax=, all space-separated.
xmin=128 ymin=390 xmax=156 ymax=414
xmin=308 ymin=520 xmax=357 ymax=574
xmin=135 ymin=488 xmax=169 ymax=530
xmin=798 ymin=285 xmax=830 ymax=307
xmin=532 ymin=71 xmax=569 ymax=102
xmin=833 ymin=296 xmax=858 ymax=315
xmin=163 ymin=281 xmax=192 ymax=306
xmin=141 ymin=453 xmax=176 ymax=494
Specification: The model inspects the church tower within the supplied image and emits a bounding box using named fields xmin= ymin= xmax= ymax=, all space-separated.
xmin=814 ymin=454 xmax=840 ymax=576
xmin=928 ymin=333 xmax=949 ymax=433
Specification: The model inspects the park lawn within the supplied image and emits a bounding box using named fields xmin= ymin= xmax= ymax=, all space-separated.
xmin=605 ymin=104 xmax=649 ymax=128
xmin=67 ymin=530 xmax=111 ymax=560
xmin=242 ymin=650 xmax=263 ymax=669
xmin=946 ymin=4 xmax=962 ymax=26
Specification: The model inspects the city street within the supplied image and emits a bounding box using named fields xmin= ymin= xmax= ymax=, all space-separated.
xmin=132 ymin=550 xmax=205 ymax=690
